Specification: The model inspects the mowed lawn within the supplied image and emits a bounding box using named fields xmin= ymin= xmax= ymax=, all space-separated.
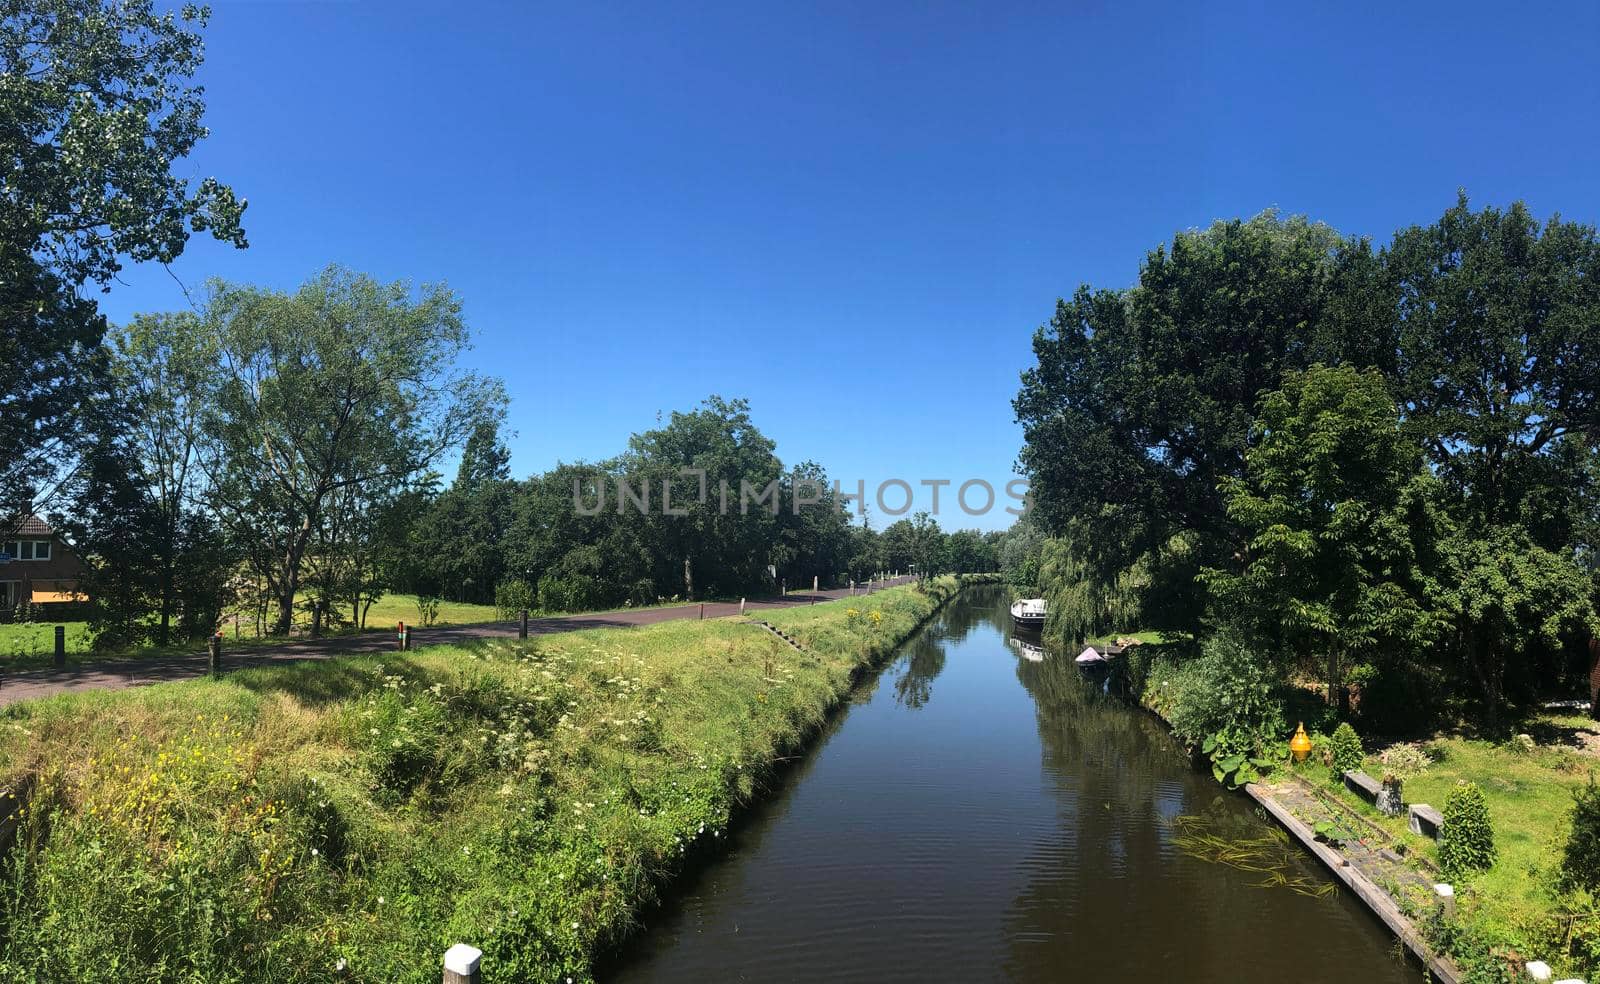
xmin=0 ymin=621 xmax=93 ymax=661
xmin=0 ymin=595 xmax=502 ymax=669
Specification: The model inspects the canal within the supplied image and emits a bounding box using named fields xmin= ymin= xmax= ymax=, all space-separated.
xmin=608 ymin=587 xmax=1424 ymax=983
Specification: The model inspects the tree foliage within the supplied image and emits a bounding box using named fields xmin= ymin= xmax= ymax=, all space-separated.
xmin=1015 ymin=197 xmax=1600 ymax=726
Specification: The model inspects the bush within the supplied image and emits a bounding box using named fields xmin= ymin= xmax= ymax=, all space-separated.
xmin=495 ymin=578 xmax=536 ymax=621
xmin=1438 ymin=781 xmax=1497 ymax=879
xmin=1163 ymin=631 xmax=1286 ymax=760
xmin=1561 ymin=776 xmax=1600 ymax=894
xmin=537 ymin=573 xmax=599 ymax=613
xmin=1329 ymin=722 xmax=1364 ymax=781
xmin=1377 ymin=742 xmax=1430 ymax=783
xmin=415 ymin=594 xmax=442 ymax=627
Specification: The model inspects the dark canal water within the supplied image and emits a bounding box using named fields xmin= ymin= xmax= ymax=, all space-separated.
xmin=608 ymin=588 xmax=1424 ymax=983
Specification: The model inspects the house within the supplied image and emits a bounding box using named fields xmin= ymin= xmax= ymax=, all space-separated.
xmin=1 ymin=516 xmax=88 ymax=612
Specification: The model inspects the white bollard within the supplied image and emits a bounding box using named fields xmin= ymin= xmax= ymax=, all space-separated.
xmin=739 ymin=598 xmax=746 ymax=615
xmin=443 ymin=943 xmax=482 ymax=984
xmin=1432 ymin=883 xmax=1456 ymax=920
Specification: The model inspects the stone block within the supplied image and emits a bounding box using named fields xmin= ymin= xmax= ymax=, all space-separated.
xmin=1410 ymin=803 xmax=1444 ymax=839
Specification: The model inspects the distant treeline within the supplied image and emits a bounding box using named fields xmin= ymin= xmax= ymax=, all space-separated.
xmin=400 ymin=396 xmax=1005 ymax=614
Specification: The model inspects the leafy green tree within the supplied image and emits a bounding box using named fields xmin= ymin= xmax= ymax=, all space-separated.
xmin=0 ymin=0 xmax=246 ymax=289
xmin=194 ymin=267 xmax=503 ymax=634
xmin=943 ymin=529 xmax=994 ymax=573
xmin=1387 ymin=196 xmax=1600 ymax=542
xmin=1428 ymin=525 xmax=1595 ymax=727
xmin=0 ymin=258 xmax=108 ymax=532
xmin=100 ymin=314 xmax=220 ymax=644
xmin=1015 ymin=212 xmax=1372 ymax=632
xmin=909 ymin=511 xmax=944 ymax=577
xmin=623 ymin=396 xmax=784 ymax=598
xmin=1 ymin=0 xmax=243 ymax=529
xmin=1203 ymin=365 xmax=1444 ymax=710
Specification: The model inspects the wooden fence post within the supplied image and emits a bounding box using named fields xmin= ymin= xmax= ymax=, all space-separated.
xmin=442 ymin=943 xmax=482 ymax=984
xmin=311 ymin=600 xmax=323 ymax=639
xmin=208 ymin=633 xmax=222 ymax=675
xmin=54 ymin=625 xmax=65 ymax=669
xmin=699 ymin=603 xmax=704 ymax=620
xmin=519 ymin=609 xmax=529 ymax=640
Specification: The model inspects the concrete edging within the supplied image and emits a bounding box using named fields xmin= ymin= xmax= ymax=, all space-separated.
xmin=1244 ymin=782 xmax=1460 ymax=984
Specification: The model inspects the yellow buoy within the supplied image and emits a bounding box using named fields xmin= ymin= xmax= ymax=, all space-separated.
xmin=1289 ymin=722 xmax=1313 ymax=763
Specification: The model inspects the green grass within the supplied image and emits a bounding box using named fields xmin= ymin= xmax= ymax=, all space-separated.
xmin=0 ymin=622 xmax=93 ymax=663
xmin=1291 ymin=718 xmax=1597 ymax=980
xmin=0 ymin=576 xmax=975 ymax=982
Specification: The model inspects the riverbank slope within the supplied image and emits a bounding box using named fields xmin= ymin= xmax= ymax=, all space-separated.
xmin=0 ymin=574 xmax=996 ymax=982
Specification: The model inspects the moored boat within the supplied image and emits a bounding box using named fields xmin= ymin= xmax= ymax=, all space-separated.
xmin=1010 ymin=598 xmax=1046 ymax=631
xmin=1075 ymin=645 xmax=1108 ymax=667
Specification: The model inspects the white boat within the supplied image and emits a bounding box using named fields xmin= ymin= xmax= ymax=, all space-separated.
xmin=1010 ymin=598 xmax=1046 ymax=631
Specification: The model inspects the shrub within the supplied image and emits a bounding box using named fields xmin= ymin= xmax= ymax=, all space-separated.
xmin=1164 ymin=631 xmax=1285 ymax=760
xmin=1438 ymin=781 xmax=1497 ymax=879
xmin=1561 ymin=776 xmax=1600 ymax=894
xmin=537 ymin=574 xmax=599 ymax=613
xmin=414 ymin=594 xmax=442 ymax=627
xmin=1377 ymin=742 xmax=1430 ymax=783
xmin=1329 ymin=722 xmax=1364 ymax=781
xmin=495 ymin=578 xmax=536 ymax=621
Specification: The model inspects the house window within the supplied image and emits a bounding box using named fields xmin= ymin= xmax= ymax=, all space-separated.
xmin=3 ymin=541 xmax=50 ymax=561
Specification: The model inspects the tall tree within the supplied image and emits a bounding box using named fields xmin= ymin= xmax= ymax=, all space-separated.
xmin=0 ymin=0 xmax=246 ymax=289
xmin=1202 ymin=365 xmax=1444 ymax=711
xmin=195 ymin=267 xmax=503 ymax=634
xmin=1387 ymin=195 xmax=1600 ymax=541
xmin=103 ymin=313 xmax=218 ymax=644
xmin=1014 ymin=212 xmax=1368 ymax=630
xmin=0 ymin=0 xmax=244 ymax=528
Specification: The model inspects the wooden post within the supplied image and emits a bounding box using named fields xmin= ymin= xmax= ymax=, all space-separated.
xmin=208 ymin=633 xmax=222 ymax=675
xmin=1589 ymin=638 xmax=1600 ymax=721
xmin=311 ymin=600 xmax=323 ymax=639
xmin=442 ymin=943 xmax=482 ymax=984
xmin=53 ymin=625 xmax=65 ymax=669
xmin=519 ymin=609 xmax=529 ymax=640
xmin=699 ymin=603 xmax=704 ymax=620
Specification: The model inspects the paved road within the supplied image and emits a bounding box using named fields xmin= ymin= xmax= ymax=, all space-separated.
xmin=0 ymin=578 xmax=915 ymax=708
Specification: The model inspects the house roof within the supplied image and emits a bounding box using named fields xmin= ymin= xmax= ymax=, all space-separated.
xmin=13 ymin=515 xmax=51 ymax=536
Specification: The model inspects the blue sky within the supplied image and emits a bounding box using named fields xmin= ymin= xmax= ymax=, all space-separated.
xmin=97 ymin=1 xmax=1600 ymax=531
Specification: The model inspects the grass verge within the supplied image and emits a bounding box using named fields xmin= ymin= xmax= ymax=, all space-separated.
xmin=0 ymin=575 xmax=979 ymax=982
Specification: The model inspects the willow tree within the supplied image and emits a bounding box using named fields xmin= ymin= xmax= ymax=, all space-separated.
xmin=196 ymin=267 xmax=504 ymax=635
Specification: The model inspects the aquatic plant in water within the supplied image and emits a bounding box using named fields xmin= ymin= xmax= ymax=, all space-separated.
xmin=1169 ymin=814 xmax=1339 ymax=898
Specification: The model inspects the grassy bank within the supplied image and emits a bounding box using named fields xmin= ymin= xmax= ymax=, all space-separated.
xmin=0 ymin=575 xmax=978 ymax=982
xmin=1289 ymin=715 xmax=1600 ymax=982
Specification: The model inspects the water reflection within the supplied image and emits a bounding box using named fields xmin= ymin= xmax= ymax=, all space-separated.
xmin=608 ymin=588 xmax=1423 ymax=984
